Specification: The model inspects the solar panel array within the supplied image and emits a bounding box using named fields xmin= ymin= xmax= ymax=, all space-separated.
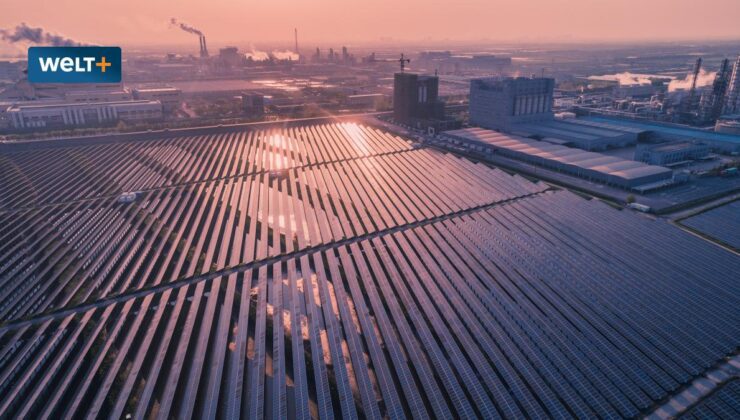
xmin=680 ymin=200 xmax=740 ymax=249
xmin=679 ymin=380 xmax=740 ymax=419
xmin=0 ymin=122 xmax=738 ymax=419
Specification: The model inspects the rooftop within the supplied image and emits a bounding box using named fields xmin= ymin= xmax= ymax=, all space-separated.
xmin=6 ymin=99 xmax=161 ymax=111
xmin=446 ymin=127 xmax=671 ymax=181
xmin=511 ymin=118 xmax=646 ymax=145
xmin=585 ymin=116 xmax=740 ymax=144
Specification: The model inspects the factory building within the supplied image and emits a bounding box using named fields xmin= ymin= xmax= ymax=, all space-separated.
xmin=612 ymin=84 xmax=658 ymax=99
xmin=634 ymin=141 xmax=710 ymax=166
xmin=443 ymin=127 xmax=673 ymax=189
xmin=6 ymin=100 xmax=163 ymax=129
xmin=510 ymin=118 xmax=647 ymax=151
xmin=0 ymin=60 xmax=24 ymax=82
xmin=217 ymin=47 xmax=243 ymax=68
xmin=715 ymin=114 xmax=740 ymax=135
xmin=131 ymin=87 xmax=182 ymax=112
xmin=582 ymin=116 xmax=740 ymax=154
xmin=469 ymin=77 xmax=555 ymax=131
xmin=241 ymin=92 xmax=265 ymax=117
xmin=468 ymin=77 xmax=648 ymax=151
xmin=64 ymin=89 xmax=133 ymax=103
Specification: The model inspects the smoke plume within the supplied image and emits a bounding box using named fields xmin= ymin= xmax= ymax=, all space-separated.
xmin=590 ymin=72 xmax=655 ymax=86
xmin=0 ymin=23 xmax=80 ymax=46
xmin=668 ymin=69 xmax=716 ymax=92
xmin=245 ymin=46 xmax=299 ymax=62
xmin=245 ymin=47 xmax=270 ymax=61
xmin=271 ymin=50 xmax=299 ymax=61
xmin=169 ymin=18 xmax=202 ymax=36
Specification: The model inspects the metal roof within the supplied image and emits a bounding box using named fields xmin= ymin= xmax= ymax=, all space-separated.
xmin=446 ymin=127 xmax=672 ymax=181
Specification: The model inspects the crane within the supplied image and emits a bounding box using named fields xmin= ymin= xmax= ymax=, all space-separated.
xmin=399 ymin=53 xmax=410 ymax=72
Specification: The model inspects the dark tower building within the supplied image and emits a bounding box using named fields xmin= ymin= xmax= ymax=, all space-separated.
xmin=393 ymin=72 xmax=445 ymax=123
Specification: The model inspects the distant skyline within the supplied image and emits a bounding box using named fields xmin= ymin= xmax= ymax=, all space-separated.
xmin=2 ymin=0 xmax=740 ymax=52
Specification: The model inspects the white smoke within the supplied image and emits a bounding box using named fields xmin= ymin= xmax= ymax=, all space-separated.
xmin=589 ymin=72 xmax=655 ymax=86
xmin=244 ymin=46 xmax=299 ymax=62
xmin=668 ymin=69 xmax=716 ymax=92
xmin=245 ymin=47 xmax=270 ymax=61
xmin=271 ymin=50 xmax=299 ymax=61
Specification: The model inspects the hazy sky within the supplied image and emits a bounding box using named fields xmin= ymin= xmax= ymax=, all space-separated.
xmin=2 ymin=0 xmax=740 ymax=49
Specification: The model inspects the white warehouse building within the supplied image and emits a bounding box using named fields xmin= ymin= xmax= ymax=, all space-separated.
xmin=6 ymin=99 xmax=163 ymax=129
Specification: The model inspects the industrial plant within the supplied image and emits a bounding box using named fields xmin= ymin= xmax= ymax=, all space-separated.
xmin=0 ymin=7 xmax=738 ymax=420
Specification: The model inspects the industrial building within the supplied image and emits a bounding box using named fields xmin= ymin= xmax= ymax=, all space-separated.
xmin=217 ymin=46 xmax=242 ymax=67
xmin=0 ymin=122 xmax=737 ymax=418
xmin=131 ymin=86 xmax=182 ymax=112
xmin=64 ymin=89 xmax=133 ymax=103
xmin=443 ymin=127 xmax=673 ymax=188
xmin=613 ymin=83 xmax=659 ymax=99
xmin=510 ymin=117 xmax=647 ymax=150
xmin=469 ymin=77 xmax=555 ymax=131
xmin=468 ymin=77 xmax=648 ymax=150
xmin=241 ymin=92 xmax=265 ymax=116
xmin=583 ymin=116 xmax=740 ymax=153
xmin=634 ymin=141 xmax=710 ymax=166
xmin=5 ymin=99 xmax=163 ymax=129
xmin=715 ymin=114 xmax=740 ymax=135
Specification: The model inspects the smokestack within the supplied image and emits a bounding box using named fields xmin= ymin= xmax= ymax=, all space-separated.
xmin=169 ymin=18 xmax=207 ymax=57
xmin=294 ymin=28 xmax=299 ymax=55
xmin=201 ymin=35 xmax=209 ymax=58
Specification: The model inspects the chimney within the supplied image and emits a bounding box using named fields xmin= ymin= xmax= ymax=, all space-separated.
xmin=294 ymin=28 xmax=299 ymax=54
xmin=200 ymin=35 xmax=209 ymax=57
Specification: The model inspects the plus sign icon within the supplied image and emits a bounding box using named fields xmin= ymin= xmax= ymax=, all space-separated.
xmin=27 ymin=46 xmax=121 ymax=83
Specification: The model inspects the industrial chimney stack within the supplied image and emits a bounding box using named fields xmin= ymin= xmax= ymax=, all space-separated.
xmin=199 ymin=35 xmax=209 ymax=58
xmin=294 ymin=28 xmax=299 ymax=55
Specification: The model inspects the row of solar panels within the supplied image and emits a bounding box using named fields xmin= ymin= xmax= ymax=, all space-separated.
xmin=680 ymin=200 xmax=740 ymax=249
xmin=0 ymin=128 xmax=543 ymax=322
xmin=0 ymin=189 xmax=736 ymax=418
xmin=0 ymin=123 xmax=412 ymax=211
xmin=679 ymin=380 xmax=740 ymax=419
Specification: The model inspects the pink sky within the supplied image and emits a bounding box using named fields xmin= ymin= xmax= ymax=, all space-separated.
xmin=2 ymin=0 xmax=740 ymax=48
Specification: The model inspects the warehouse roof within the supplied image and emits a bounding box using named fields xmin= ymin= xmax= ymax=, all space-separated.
xmin=446 ymin=127 xmax=672 ymax=181
xmin=584 ymin=116 xmax=740 ymax=144
xmin=511 ymin=118 xmax=648 ymax=145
